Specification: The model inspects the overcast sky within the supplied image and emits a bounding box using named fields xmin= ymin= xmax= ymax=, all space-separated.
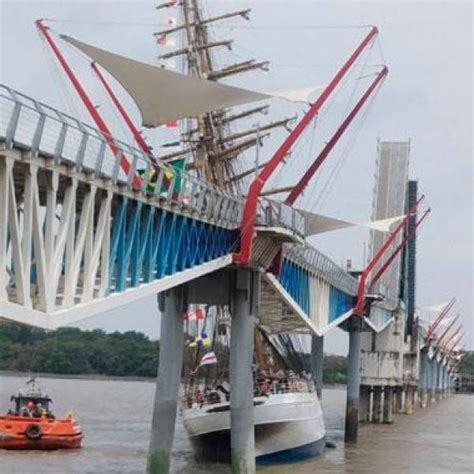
xmin=0 ymin=1 xmax=472 ymax=354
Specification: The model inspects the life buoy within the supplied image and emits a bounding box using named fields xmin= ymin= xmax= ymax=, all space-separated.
xmin=25 ymin=423 xmax=42 ymax=440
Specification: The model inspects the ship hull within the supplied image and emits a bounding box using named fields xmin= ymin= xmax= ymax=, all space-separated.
xmin=183 ymin=392 xmax=325 ymax=464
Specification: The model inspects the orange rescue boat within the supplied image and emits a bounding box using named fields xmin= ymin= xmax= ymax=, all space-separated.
xmin=0 ymin=378 xmax=83 ymax=450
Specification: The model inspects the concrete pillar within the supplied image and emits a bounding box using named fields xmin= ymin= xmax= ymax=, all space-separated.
xmin=383 ymin=387 xmax=394 ymax=423
xmin=359 ymin=385 xmax=371 ymax=422
xmin=418 ymin=351 xmax=427 ymax=408
xmin=405 ymin=387 xmax=413 ymax=414
xmin=443 ymin=365 xmax=448 ymax=398
xmin=395 ymin=387 xmax=405 ymax=413
xmin=430 ymin=358 xmax=437 ymax=403
xmin=230 ymin=269 xmax=258 ymax=474
xmin=311 ymin=335 xmax=324 ymax=399
xmin=392 ymin=388 xmax=398 ymax=413
xmin=344 ymin=316 xmax=362 ymax=443
xmin=436 ymin=363 xmax=442 ymax=399
xmin=425 ymin=355 xmax=432 ymax=404
xmin=372 ymin=386 xmax=382 ymax=423
xmin=419 ymin=351 xmax=428 ymax=408
xmin=436 ymin=360 xmax=442 ymax=400
xmin=147 ymin=287 xmax=186 ymax=474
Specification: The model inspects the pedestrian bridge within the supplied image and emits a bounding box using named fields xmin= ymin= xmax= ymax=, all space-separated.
xmin=0 ymin=84 xmax=363 ymax=333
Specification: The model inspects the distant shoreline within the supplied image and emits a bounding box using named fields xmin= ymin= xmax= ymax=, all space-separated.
xmin=0 ymin=370 xmax=347 ymax=389
xmin=0 ymin=370 xmax=156 ymax=383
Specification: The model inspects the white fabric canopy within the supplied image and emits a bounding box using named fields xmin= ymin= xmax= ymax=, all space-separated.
xmin=421 ymin=301 xmax=451 ymax=313
xmin=62 ymin=35 xmax=272 ymax=127
xmin=299 ymin=209 xmax=405 ymax=237
xmin=272 ymin=85 xmax=325 ymax=103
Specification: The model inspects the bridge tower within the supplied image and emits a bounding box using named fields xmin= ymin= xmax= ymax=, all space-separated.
xmin=359 ymin=141 xmax=422 ymax=423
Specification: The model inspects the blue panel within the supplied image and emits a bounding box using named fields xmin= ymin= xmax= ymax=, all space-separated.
xmin=279 ymin=258 xmax=354 ymax=319
xmin=106 ymin=200 xmax=237 ymax=296
xmin=328 ymin=286 xmax=354 ymax=322
xmin=278 ymin=259 xmax=310 ymax=312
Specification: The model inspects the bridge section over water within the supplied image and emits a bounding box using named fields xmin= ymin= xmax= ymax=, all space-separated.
xmin=0 ymin=85 xmax=357 ymax=335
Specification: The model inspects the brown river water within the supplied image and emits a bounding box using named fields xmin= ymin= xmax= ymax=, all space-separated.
xmin=0 ymin=374 xmax=473 ymax=473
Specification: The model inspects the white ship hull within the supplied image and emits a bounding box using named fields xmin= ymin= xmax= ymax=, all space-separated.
xmin=182 ymin=392 xmax=326 ymax=464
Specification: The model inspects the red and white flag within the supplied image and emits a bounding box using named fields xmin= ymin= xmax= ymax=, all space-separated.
xmin=199 ymin=352 xmax=217 ymax=367
xmin=183 ymin=308 xmax=205 ymax=321
xmin=165 ymin=120 xmax=178 ymax=128
xmin=156 ymin=34 xmax=167 ymax=45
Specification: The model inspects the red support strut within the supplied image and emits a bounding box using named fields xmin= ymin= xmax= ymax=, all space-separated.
xmin=35 ymin=19 xmax=142 ymax=188
xmin=234 ymin=26 xmax=379 ymax=265
xmin=435 ymin=314 xmax=460 ymax=348
xmin=353 ymin=194 xmax=425 ymax=316
xmin=368 ymin=207 xmax=431 ymax=291
xmin=441 ymin=327 xmax=462 ymax=353
xmin=91 ymin=62 xmax=155 ymax=160
xmin=285 ymin=66 xmax=388 ymax=206
xmin=426 ymin=297 xmax=456 ymax=344
xmin=267 ymin=64 xmax=388 ymax=275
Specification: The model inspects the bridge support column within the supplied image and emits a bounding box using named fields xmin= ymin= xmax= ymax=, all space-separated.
xmin=311 ymin=335 xmax=324 ymax=399
xmin=372 ymin=386 xmax=382 ymax=422
xmin=438 ymin=365 xmax=444 ymax=399
xmin=405 ymin=386 xmax=414 ymax=415
xmin=345 ymin=316 xmax=361 ymax=442
xmin=443 ymin=365 xmax=448 ymax=398
xmin=395 ymin=386 xmax=405 ymax=413
xmin=430 ymin=359 xmax=437 ymax=403
xmin=230 ymin=269 xmax=258 ymax=474
xmin=419 ymin=351 xmax=428 ymax=408
xmin=359 ymin=385 xmax=371 ymax=422
xmin=147 ymin=286 xmax=187 ymax=474
xmin=383 ymin=387 xmax=394 ymax=423
xmin=436 ymin=360 xmax=442 ymax=400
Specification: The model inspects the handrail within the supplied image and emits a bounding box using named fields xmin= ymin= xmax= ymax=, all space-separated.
xmin=0 ymin=85 xmax=243 ymax=229
xmin=283 ymin=243 xmax=358 ymax=296
xmin=0 ymin=84 xmax=307 ymax=236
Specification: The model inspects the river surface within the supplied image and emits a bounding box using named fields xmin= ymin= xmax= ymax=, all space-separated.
xmin=1 ymin=374 xmax=473 ymax=473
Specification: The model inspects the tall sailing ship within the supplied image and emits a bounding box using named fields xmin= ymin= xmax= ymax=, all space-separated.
xmin=151 ymin=1 xmax=326 ymax=463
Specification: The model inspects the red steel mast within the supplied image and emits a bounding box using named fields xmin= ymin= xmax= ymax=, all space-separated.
xmin=91 ymin=61 xmax=155 ymax=160
xmin=234 ymin=26 xmax=379 ymax=265
xmin=353 ymin=195 xmax=425 ymax=316
xmin=35 ymin=19 xmax=142 ymax=188
xmin=425 ymin=297 xmax=456 ymax=345
xmin=368 ymin=207 xmax=431 ymax=291
xmin=285 ymin=65 xmax=388 ymax=206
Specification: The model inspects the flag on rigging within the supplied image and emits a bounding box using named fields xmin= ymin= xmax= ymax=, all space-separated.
xmin=199 ymin=352 xmax=218 ymax=367
xmin=188 ymin=335 xmax=211 ymax=348
xmin=156 ymin=34 xmax=167 ymax=46
xmin=182 ymin=308 xmax=205 ymax=321
xmin=165 ymin=120 xmax=178 ymax=128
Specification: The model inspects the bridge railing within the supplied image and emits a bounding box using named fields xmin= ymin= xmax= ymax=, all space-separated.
xmin=255 ymin=198 xmax=305 ymax=237
xmin=283 ymin=243 xmax=358 ymax=296
xmin=0 ymin=84 xmax=309 ymax=238
xmin=0 ymin=84 xmax=244 ymax=229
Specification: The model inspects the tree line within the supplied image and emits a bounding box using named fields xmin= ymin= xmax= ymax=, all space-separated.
xmin=0 ymin=323 xmax=349 ymax=382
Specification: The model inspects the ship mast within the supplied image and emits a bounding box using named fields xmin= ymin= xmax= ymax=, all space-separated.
xmin=156 ymin=0 xmax=289 ymax=193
